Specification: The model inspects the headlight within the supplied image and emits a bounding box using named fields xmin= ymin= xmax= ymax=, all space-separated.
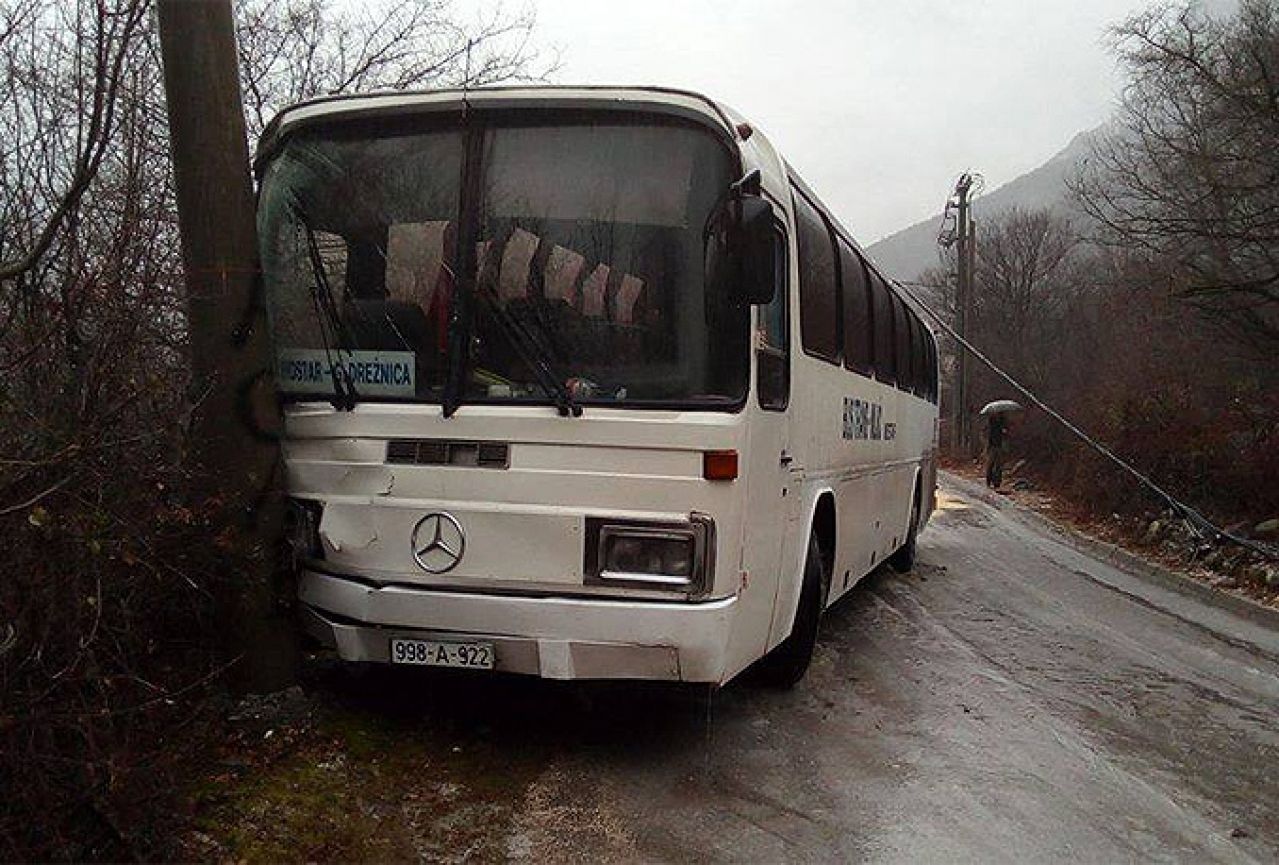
xmin=604 ymin=531 xmax=694 ymax=581
xmin=585 ymin=514 xmax=715 ymax=597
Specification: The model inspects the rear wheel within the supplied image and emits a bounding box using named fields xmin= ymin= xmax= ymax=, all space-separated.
xmin=754 ymin=532 xmax=827 ymax=688
xmin=889 ymin=487 xmax=920 ymax=572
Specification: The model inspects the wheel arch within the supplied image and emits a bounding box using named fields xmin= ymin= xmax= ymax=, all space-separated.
xmin=910 ymin=466 xmax=924 ymax=529
xmin=767 ymin=485 xmax=836 ymax=650
xmin=811 ymin=490 xmax=836 ymax=587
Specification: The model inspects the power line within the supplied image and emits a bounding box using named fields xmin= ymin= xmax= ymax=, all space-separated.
xmin=895 ymin=279 xmax=1279 ymax=564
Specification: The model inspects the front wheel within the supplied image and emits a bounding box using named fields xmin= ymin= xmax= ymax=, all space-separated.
xmin=753 ymin=532 xmax=827 ymax=688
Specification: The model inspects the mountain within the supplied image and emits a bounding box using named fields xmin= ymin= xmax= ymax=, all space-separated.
xmin=865 ymin=124 xmax=1104 ymax=283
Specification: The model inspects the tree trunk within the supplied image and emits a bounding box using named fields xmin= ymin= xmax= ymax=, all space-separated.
xmin=157 ymin=0 xmax=296 ymax=693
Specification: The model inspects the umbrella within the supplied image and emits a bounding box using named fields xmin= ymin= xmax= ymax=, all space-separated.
xmin=980 ymin=399 xmax=1023 ymax=416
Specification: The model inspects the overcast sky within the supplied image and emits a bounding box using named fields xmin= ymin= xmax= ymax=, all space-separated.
xmin=529 ymin=0 xmax=1155 ymax=242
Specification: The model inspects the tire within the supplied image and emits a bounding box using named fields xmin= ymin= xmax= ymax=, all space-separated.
xmin=889 ymin=488 xmax=920 ymax=573
xmin=754 ymin=532 xmax=827 ymax=688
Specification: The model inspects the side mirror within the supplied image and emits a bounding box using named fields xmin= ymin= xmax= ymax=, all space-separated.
xmin=704 ymin=183 xmax=779 ymax=306
xmin=738 ymin=196 xmax=778 ymax=305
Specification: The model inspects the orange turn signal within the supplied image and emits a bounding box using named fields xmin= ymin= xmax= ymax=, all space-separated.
xmin=703 ymin=449 xmax=739 ymax=481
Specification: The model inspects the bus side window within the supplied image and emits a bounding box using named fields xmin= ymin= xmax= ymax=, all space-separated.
xmin=909 ymin=315 xmax=927 ymax=398
xmin=839 ymin=241 xmax=873 ymax=376
xmin=892 ymin=295 xmax=912 ymax=393
xmin=922 ymin=332 xmax=934 ymax=402
xmin=870 ymin=274 xmax=896 ymax=384
xmin=792 ymin=191 xmax=841 ymax=364
xmin=757 ymin=225 xmax=789 ymax=410
xmin=930 ymin=335 xmax=940 ymax=402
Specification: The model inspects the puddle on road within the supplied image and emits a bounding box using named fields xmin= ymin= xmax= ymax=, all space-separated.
xmin=933 ymin=489 xmax=971 ymax=513
xmin=929 ymin=489 xmax=995 ymax=529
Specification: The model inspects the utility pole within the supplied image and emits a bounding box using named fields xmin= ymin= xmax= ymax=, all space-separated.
xmin=157 ymin=0 xmax=296 ymax=692
xmin=948 ymin=173 xmax=976 ymax=455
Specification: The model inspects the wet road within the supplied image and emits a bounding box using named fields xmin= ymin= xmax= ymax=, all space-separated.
xmin=311 ymin=473 xmax=1279 ymax=863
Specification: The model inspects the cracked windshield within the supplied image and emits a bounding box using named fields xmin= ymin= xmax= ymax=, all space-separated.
xmin=258 ymin=120 xmax=745 ymax=408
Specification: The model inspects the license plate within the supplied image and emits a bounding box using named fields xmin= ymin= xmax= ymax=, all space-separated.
xmin=389 ymin=638 xmax=495 ymax=669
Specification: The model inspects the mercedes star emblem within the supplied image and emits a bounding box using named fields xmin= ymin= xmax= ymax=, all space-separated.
xmin=410 ymin=512 xmax=466 ymax=573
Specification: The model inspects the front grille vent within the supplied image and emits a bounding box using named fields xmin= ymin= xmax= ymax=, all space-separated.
xmin=386 ymin=439 xmax=509 ymax=469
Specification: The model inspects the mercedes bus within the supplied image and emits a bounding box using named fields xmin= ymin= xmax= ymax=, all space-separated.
xmin=256 ymin=86 xmax=939 ymax=686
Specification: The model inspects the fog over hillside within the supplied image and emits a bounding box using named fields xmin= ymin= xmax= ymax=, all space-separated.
xmin=865 ymin=125 xmax=1106 ymax=283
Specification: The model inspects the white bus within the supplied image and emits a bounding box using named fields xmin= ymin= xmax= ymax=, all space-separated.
xmin=256 ymin=87 xmax=939 ymax=686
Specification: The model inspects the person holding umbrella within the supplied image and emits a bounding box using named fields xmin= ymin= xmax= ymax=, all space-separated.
xmin=980 ymin=400 xmax=1023 ymax=489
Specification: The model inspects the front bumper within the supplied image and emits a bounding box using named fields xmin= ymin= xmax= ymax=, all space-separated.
xmin=298 ymin=569 xmax=738 ymax=682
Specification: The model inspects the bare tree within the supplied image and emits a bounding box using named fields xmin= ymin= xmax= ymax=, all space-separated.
xmin=0 ymin=1 xmax=553 ymax=856
xmin=0 ymin=0 xmax=151 ymax=284
xmin=922 ymin=206 xmax=1080 ymax=389
xmin=971 ymin=207 xmax=1080 ymax=386
xmin=235 ymin=0 xmax=557 ymax=139
xmin=1072 ymin=0 xmax=1279 ymax=353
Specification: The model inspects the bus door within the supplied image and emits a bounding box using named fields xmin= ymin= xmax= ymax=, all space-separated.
xmin=733 ymin=269 xmax=800 ymax=673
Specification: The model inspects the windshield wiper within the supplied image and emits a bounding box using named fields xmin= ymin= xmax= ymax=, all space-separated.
xmin=294 ymin=207 xmax=358 ymax=411
xmin=478 ymin=287 xmax=582 ymax=417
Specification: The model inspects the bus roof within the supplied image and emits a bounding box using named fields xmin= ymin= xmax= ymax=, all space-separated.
xmin=255 ymin=85 xmax=742 ymax=165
